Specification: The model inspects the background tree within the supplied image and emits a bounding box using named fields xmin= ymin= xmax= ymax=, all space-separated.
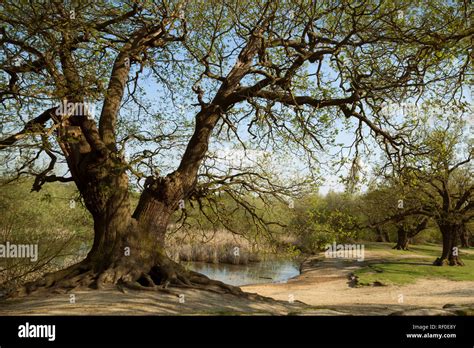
xmin=356 ymin=183 xmax=429 ymax=249
xmin=392 ymin=216 xmax=428 ymax=250
xmin=356 ymin=185 xmax=396 ymax=243
xmin=0 ymin=0 xmax=471 ymax=295
xmin=459 ymin=224 xmax=471 ymax=248
xmin=378 ymin=103 xmax=473 ymax=265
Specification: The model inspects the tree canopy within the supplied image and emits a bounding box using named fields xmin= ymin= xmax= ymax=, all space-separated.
xmin=0 ymin=0 xmax=472 ymax=295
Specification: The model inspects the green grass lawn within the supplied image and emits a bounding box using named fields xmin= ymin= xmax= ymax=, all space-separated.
xmin=354 ymin=243 xmax=474 ymax=286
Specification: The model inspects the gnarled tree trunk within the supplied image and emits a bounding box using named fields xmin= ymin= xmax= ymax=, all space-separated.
xmin=434 ymin=220 xmax=464 ymax=266
xmin=14 ymin=139 xmax=242 ymax=297
xmin=459 ymin=224 xmax=470 ymax=248
xmin=17 ymin=171 xmax=242 ymax=296
xmin=393 ymin=217 xmax=427 ymax=251
xmin=393 ymin=226 xmax=409 ymax=250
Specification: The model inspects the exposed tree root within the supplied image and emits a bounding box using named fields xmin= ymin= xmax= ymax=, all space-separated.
xmin=6 ymin=256 xmax=272 ymax=303
xmin=433 ymin=257 xmax=464 ymax=266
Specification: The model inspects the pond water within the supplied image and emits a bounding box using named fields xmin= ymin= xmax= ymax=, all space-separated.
xmin=184 ymin=259 xmax=300 ymax=286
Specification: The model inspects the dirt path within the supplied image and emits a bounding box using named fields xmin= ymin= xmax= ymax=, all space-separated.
xmin=242 ymin=249 xmax=474 ymax=315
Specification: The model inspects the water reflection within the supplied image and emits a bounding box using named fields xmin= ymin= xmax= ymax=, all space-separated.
xmin=184 ymin=259 xmax=300 ymax=286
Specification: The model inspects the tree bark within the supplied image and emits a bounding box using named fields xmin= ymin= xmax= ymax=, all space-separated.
xmin=434 ymin=221 xmax=464 ymax=266
xmin=393 ymin=226 xmax=409 ymax=250
xmin=393 ymin=217 xmax=427 ymax=251
xmin=13 ymin=162 xmax=243 ymax=297
xmin=459 ymin=224 xmax=470 ymax=248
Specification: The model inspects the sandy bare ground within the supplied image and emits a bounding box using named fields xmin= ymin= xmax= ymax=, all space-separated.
xmin=0 ymin=287 xmax=324 ymax=316
xmin=242 ymin=249 xmax=474 ymax=315
xmin=0 ymin=249 xmax=472 ymax=315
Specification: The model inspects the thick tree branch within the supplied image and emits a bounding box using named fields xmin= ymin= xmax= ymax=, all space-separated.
xmin=0 ymin=107 xmax=56 ymax=150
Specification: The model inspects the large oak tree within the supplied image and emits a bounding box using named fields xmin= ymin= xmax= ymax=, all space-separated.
xmin=0 ymin=0 xmax=471 ymax=295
